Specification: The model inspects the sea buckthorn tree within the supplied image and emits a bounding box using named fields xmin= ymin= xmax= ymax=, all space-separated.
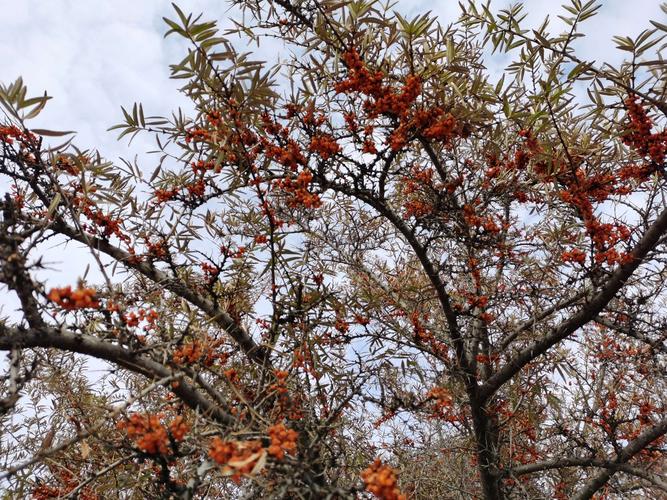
xmin=1 ymin=0 xmax=666 ymax=498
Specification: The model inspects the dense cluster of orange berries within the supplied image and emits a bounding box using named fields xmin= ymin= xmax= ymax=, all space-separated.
xmin=152 ymin=179 xmax=208 ymax=205
xmin=121 ymin=308 xmax=158 ymax=332
xmin=32 ymin=470 xmax=98 ymax=500
xmin=309 ymin=133 xmax=341 ymax=159
xmin=292 ymin=344 xmax=319 ymax=378
xmin=426 ymin=387 xmax=457 ymax=421
xmin=623 ymin=96 xmax=667 ymax=164
xmin=47 ymin=285 xmax=99 ymax=310
xmin=267 ymin=422 xmax=298 ymax=460
xmin=71 ymin=195 xmax=129 ymax=243
xmin=54 ymin=155 xmax=80 ymax=175
xmin=410 ymin=311 xmax=448 ymax=358
xmin=335 ymin=47 xmax=464 ymax=152
xmin=191 ymin=159 xmax=218 ymax=174
xmin=209 ymin=438 xmax=265 ymax=482
xmin=256 ymin=113 xmax=326 ymax=211
xmin=0 ymin=125 xmax=21 ymax=144
xmin=335 ymin=48 xmax=383 ymax=95
xmin=186 ymin=178 xmax=206 ymax=198
xmin=403 ymin=166 xmax=433 ymax=195
xmin=173 ymin=341 xmax=204 ymax=365
xmin=119 ymin=413 xmax=169 ymax=455
xmin=169 ymin=416 xmax=189 ymax=441
xmin=269 ymin=369 xmax=289 ymax=395
xmin=274 ymin=169 xmax=322 ymax=209
xmin=502 ymin=128 xmax=636 ymax=267
xmin=154 ymin=187 xmax=178 ymax=203
xmin=172 ymin=338 xmax=223 ymax=367
xmin=269 ymin=370 xmax=301 ymax=418
xmin=401 ymin=165 xmax=435 ymax=219
xmin=556 ymin=169 xmax=633 ymax=266
xmin=263 ymin=138 xmax=306 ymax=171
xmin=117 ymin=413 xmax=188 ymax=455
xmin=0 ymin=125 xmax=37 ymax=146
xmin=199 ymin=262 xmax=220 ymax=284
xmin=144 ymin=237 xmax=168 ymax=260
xmin=354 ymin=313 xmax=370 ymax=326
xmin=184 ymin=127 xmax=211 ymax=143
xmin=561 ymin=248 xmax=587 ymax=264
xmin=402 ymin=199 xmax=432 ymax=219
xmin=208 ymin=423 xmax=298 ymax=481
xmin=361 ymin=459 xmax=406 ymax=500
xmin=334 ymin=315 xmax=350 ymax=334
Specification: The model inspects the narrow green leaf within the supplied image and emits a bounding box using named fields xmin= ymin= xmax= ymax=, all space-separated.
xmin=47 ymin=193 xmax=62 ymax=217
xmin=31 ymin=128 xmax=75 ymax=137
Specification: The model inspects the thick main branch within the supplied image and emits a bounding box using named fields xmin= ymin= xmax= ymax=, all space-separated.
xmin=0 ymin=321 xmax=234 ymax=426
xmin=49 ymin=219 xmax=270 ymax=366
xmin=478 ymin=204 xmax=667 ymax=403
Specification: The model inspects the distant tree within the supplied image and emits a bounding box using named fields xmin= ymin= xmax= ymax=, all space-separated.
xmin=1 ymin=1 xmax=666 ymax=498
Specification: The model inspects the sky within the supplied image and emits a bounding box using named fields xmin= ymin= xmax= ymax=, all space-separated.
xmin=0 ymin=0 xmax=664 ymax=299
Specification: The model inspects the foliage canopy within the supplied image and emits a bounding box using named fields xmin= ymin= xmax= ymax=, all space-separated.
xmin=1 ymin=1 xmax=666 ymax=498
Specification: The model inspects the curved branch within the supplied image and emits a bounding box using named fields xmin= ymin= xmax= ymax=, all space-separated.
xmin=320 ymin=181 xmax=506 ymax=499
xmin=321 ymin=181 xmax=463 ymax=363
xmin=504 ymin=457 xmax=667 ymax=493
xmin=0 ymin=321 xmax=234 ymax=426
xmin=48 ymin=219 xmax=270 ymax=366
xmin=65 ymin=453 xmax=139 ymax=499
xmin=573 ymin=417 xmax=667 ymax=500
xmin=498 ymin=286 xmax=592 ymax=352
xmin=594 ymin=315 xmax=667 ymax=354
xmin=479 ymin=204 xmax=667 ymax=403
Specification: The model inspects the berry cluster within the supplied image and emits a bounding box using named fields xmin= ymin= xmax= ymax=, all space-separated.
xmin=172 ymin=338 xmax=222 ymax=367
xmin=274 ymin=169 xmax=322 ymax=209
xmin=309 ymin=133 xmax=341 ymax=160
xmin=361 ymin=459 xmax=406 ymax=500
xmin=71 ymin=195 xmax=129 ymax=243
xmin=32 ymin=470 xmax=98 ymax=500
xmin=47 ymin=285 xmax=99 ymax=310
xmin=267 ymin=422 xmax=298 ymax=460
xmin=335 ymin=47 xmax=465 ymax=152
xmin=0 ymin=125 xmax=37 ymax=146
xmin=209 ymin=423 xmax=298 ymax=482
xmin=623 ymin=96 xmax=667 ymax=164
xmin=54 ymin=155 xmax=81 ymax=176
xmin=209 ymin=438 xmax=265 ymax=482
xmin=426 ymin=387 xmax=456 ymax=421
xmin=117 ymin=413 xmax=188 ymax=455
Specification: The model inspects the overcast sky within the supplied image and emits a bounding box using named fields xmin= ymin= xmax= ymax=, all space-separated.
xmin=0 ymin=0 xmax=664 ymax=296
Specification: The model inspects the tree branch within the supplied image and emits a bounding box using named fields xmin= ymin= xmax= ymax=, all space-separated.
xmin=0 ymin=321 xmax=234 ymax=426
xmin=48 ymin=218 xmax=270 ymax=366
xmin=573 ymin=417 xmax=667 ymax=500
xmin=498 ymin=286 xmax=592 ymax=352
xmin=510 ymin=459 xmax=667 ymax=493
xmin=479 ymin=204 xmax=667 ymax=403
